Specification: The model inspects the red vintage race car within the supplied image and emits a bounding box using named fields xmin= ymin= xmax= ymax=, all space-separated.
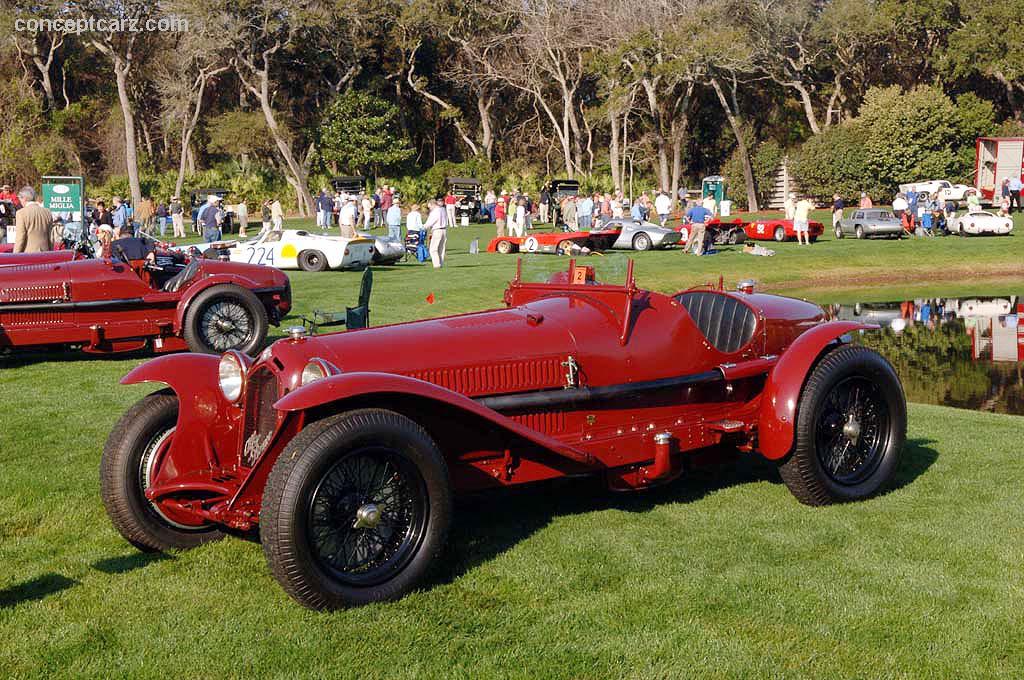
xmin=745 ymin=218 xmax=824 ymax=242
xmin=103 ymin=260 xmax=906 ymax=610
xmin=487 ymin=229 xmax=621 ymax=255
xmin=0 ymin=237 xmax=291 ymax=355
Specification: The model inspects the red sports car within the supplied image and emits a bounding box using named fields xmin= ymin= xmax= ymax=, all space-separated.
xmin=488 ymin=229 xmax=621 ymax=255
xmin=0 ymin=237 xmax=291 ymax=355
xmin=744 ymin=218 xmax=824 ymax=242
xmin=102 ymin=259 xmax=906 ymax=610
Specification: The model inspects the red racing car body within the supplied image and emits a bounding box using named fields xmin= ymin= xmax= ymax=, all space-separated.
xmin=744 ymin=218 xmax=825 ymax=242
xmin=488 ymin=229 xmax=621 ymax=255
xmin=0 ymin=239 xmax=291 ymax=355
xmin=103 ymin=260 xmax=907 ymax=610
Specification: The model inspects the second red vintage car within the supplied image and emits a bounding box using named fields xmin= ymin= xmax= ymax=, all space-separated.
xmin=745 ymin=218 xmax=825 ymax=242
xmin=487 ymin=229 xmax=621 ymax=255
xmin=102 ymin=260 xmax=907 ymax=610
xmin=0 ymin=237 xmax=291 ymax=355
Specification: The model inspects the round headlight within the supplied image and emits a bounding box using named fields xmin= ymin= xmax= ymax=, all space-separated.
xmin=301 ymin=360 xmax=328 ymax=386
xmin=219 ymin=352 xmax=245 ymax=402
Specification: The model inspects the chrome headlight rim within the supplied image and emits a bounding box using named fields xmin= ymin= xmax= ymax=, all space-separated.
xmin=300 ymin=357 xmax=340 ymax=387
xmin=218 ymin=350 xmax=251 ymax=403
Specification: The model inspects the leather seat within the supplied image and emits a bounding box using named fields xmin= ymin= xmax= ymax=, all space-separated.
xmin=163 ymin=259 xmax=200 ymax=292
xmin=676 ymin=292 xmax=757 ymax=353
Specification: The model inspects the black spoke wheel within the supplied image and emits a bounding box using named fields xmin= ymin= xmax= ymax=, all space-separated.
xmin=307 ymin=447 xmax=428 ymax=587
xmin=262 ymin=409 xmax=451 ymax=610
xmin=778 ymin=345 xmax=906 ymax=505
xmin=814 ymin=376 xmax=889 ymax=486
xmin=183 ymin=284 xmax=269 ymax=355
xmin=101 ymin=392 xmax=223 ymax=552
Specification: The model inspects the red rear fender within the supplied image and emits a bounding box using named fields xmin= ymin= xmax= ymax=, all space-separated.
xmin=757 ymin=321 xmax=876 ymax=460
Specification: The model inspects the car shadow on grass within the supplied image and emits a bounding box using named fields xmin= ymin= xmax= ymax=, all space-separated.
xmin=91 ymin=552 xmax=172 ymax=575
xmin=0 ymin=573 xmax=79 ymax=609
xmin=430 ymin=438 xmax=938 ymax=591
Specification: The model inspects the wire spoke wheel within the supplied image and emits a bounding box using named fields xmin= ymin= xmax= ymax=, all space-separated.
xmin=307 ymin=446 xmax=428 ymax=587
xmin=199 ymin=300 xmax=254 ymax=352
xmin=814 ymin=375 xmax=891 ymax=486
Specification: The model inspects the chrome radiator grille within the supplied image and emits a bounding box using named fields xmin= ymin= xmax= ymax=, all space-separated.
xmin=241 ymin=367 xmax=280 ymax=466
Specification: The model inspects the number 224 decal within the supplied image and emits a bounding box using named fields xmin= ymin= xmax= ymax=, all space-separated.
xmin=245 ymin=247 xmax=276 ymax=266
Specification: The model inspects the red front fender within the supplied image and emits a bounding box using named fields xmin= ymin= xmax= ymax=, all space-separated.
xmin=757 ymin=321 xmax=877 ymax=460
xmin=121 ymin=353 xmax=224 ymax=429
xmin=274 ymin=372 xmax=595 ymax=465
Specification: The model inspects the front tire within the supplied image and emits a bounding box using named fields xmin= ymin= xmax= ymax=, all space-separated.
xmin=100 ymin=393 xmax=224 ymax=552
xmin=261 ymin=409 xmax=452 ymax=610
xmin=298 ymin=249 xmax=327 ymax=272
xmin=774 ymin=226 xmax=786 ymax=242
xmin=183 ymin=284 xmax=269 ymax=355
xmin=855 ymin=225 xmax=865 ymax=239
xmin=778 ymin=345 xmax=906 ymax=506
xmin=834 ymin=225 xmax=844 ymax=239
xmin=632 ymin=232 xmax=652 ymax=251
xmin=495 ymin=239 xmax=514 ymax=255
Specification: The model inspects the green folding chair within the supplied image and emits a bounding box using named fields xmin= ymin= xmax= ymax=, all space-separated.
xmin=301 ymin=267 xmax=372 ymax=333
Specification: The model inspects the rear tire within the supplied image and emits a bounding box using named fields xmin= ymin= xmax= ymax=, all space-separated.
xmin=495 ymin=239 xmax=513 ymax=254
xmin=261 ymin=409 xmax=452 ymax=610
xmin=100 ymin=393 xmax=224 ymax=552
xmin=834 ymin=225 xmax=844 ymax=239
xmin=298 ymin=250 xmax=327 ymax=272
xmin=774 ymin=226 xmax=786 ymax=242
xmin=183 ymin=284 xmax=269 ymax=355
xmin=556 ymin=239 xmax=574 ymax=255
xmin=855 ymin=225 xmax=865 ymax=239
xmin=778 ymin=345 xmax=906 ymax=506
xmin=632 ymin=232 xmax=652 ymax=251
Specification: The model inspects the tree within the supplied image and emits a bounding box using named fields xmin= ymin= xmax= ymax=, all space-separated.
xmin=318 ymin=91 xmax=414 ymax=176
xmin=217 ymin=0 xmax=332 ymax=216
xmin=80 ymin=0 xmax=160 ymax=207
xmin=157 ymin=1 xmax=228 ymax=201
xmin=7 ymin=0 xmax=67 ymax=110
xmin=944 ymin=0 xmax=1024 ymax=121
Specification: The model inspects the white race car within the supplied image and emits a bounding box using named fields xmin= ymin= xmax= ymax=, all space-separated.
xmin=948 ymin=211 xmax=1014 ymax=236
xmin=898 ymin=180 xmax=973 ymax=202
xmin=205 ymin=229 xmax=375 ymax=271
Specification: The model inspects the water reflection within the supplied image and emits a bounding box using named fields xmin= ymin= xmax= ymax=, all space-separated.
xmin=825 ymin=296 xmax=1024 ymax=415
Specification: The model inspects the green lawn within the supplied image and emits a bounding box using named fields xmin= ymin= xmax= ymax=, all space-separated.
xmin=1 ymin=209 xmax=1023 ymax=678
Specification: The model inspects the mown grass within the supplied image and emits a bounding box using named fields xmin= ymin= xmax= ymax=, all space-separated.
xmin=1 ymin=209 xmax=1022 ymax=678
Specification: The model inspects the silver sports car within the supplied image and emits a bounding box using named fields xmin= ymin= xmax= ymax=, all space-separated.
xmin=835 ymin=208 xmax=903 ymax=239
xmin=594 ymin=218 xmax=682 ymax=251
xmin=359 ymin=232 xmax=406 ymax=264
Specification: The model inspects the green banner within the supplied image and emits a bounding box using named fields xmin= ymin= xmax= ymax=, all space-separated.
xmin=42 ymin=177 xmax=84 ymax=220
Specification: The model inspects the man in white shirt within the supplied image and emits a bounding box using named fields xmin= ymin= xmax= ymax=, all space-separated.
xmin=892 ymin=193 xmax=909 ymax=217
xmin=423 ymin=199 xmax=447 ymax=268
xmin=654 ymin=192 xmax=672 ymax=226
xmin=794 ymin=197 xmax=813 ymax=245
xmin=339 ymin=198 xmax=358 ymax=238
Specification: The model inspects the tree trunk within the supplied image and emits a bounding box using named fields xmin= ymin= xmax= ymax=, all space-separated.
xmin=477 ymin=91 xmax=494 ymax=161
xmin=609 ymin=108 xmax=622 ymax=191
xmin=250 ymin=69 xmax=314 ymax=216
xmin=641 ymin=79 xmax=671 ymax=191
xmin=710 ymin=77 xmax=758 ymax=212
xmin=994 ymin=71 xmax=1023 ymax=122
xmin=32 ymin=57 xmax=56 ymax=110
xmin=113 ymin=60 xmax=143 ymax=208
xmin=791 ymin=82 xmax=821 ymax=134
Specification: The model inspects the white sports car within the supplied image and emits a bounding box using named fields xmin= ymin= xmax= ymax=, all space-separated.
xmin=948 ymin=211 xmax=1014 ymax=236
xmin=206 ymin=229 xmax=375 ymax=271
xmin=898 ymin=180 xmax=973 ymax=202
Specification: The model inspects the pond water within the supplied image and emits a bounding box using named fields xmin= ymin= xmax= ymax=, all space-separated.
xmin=824 ymin=295 xmax=1024 ymax=416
